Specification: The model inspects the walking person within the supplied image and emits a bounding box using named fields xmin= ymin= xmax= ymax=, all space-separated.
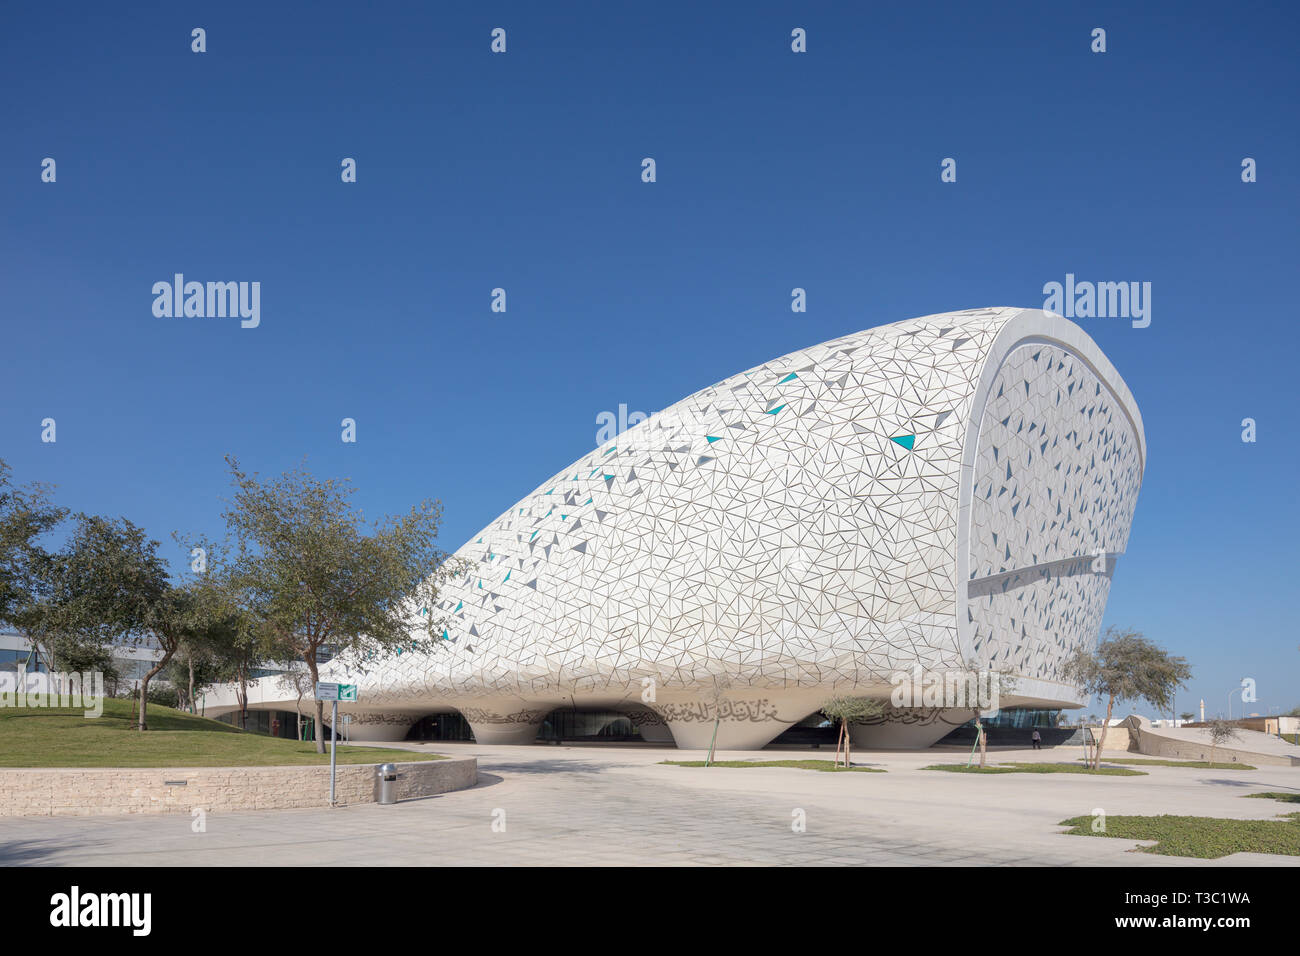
xmin=1031 ymin=728 xmax=1042 ymax=750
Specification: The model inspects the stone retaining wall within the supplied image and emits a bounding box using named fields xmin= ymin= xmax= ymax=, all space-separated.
xmin=0 ymin=757 xmax=477 ymax=817
xmin=1088 ymin=726 xmax=1135 ymax=752
xmin=1122 ymin=715 xmax=1300 ymax=767
xmin=1128 ymin=729 xmax=1298 ymax=767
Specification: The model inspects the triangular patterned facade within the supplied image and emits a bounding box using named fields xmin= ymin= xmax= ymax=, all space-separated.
xmin=260 ymin=308 xmax=1145 ymax=749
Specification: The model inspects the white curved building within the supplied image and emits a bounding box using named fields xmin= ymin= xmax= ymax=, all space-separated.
xmin=211 ymin=308 xmax=1145 ymax=750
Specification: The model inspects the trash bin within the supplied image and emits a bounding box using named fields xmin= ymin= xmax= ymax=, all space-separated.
xmin=374 ymin=763 xmax=399 ymax=805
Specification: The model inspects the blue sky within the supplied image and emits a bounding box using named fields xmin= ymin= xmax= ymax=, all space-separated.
xmin=2 ymin=1 xmax=1297 ymax=718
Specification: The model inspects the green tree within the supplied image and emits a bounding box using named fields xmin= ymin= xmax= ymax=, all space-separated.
xmin=46 ymin=633 xmax=120 ymax=684
xmin=11 ymin=513 xmax=170 ymax=714
xmin=953 ymin=661 xmax=1017 ymax=769
xmin=277 ymin=667 xmax=315 ymax=741
xmin=165 ymin=639 xmax=234 ymax=715
xmin=820 ymin=697 xmax=883 ymax=769
xmin=0 ymin=460 xmax=66 ymax=628
xmin=15 ymin=513 xmax=232 ymax=730
xmin=1206 ymin=718 xmax=1239 ymax=766
xmin=220 ymin=457 xmax=463 ymax=753
xmin=1062 ymin=628 xmax=1192 ymax=770
xmin=170 ymin=560 xmax=264 ymax=719
xmin=1178 ymin=711 xmax=1196 ymax=723
xmin=701 ymin=676 xmax=733 ymax=767
xmin=203 ymin=607 xmax=263 ymax=729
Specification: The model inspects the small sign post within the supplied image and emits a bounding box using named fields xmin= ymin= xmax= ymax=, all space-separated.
xmin=315 ymin=683 xmax=358 ymax=806
xmin=329 ymin=699 xmax=338 ymax=804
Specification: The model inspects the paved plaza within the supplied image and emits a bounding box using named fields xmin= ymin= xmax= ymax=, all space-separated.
xmin=4 ymin=743 xmax=1299 ymax=866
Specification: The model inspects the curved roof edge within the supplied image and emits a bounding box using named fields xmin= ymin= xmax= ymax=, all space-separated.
xmin=953 ymin=307 xmax=1146 ymax=665
xmin=1000 ymin=308 xmax=1146 ymax=467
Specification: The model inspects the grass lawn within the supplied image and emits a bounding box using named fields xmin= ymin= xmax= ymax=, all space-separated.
xmin=0 ymin=699 xmax=441 ymax=767
xmin=1079 ymin=757 xmax=1256 ymax=770
xmin=1245 ymin=792 xmax=1300 ymax=804
xmin=925 ymin=762 xmax=1146 ymax=776
xmin=1059 ymin=811 xmax=1300 ymax=858
xmin=661 ymin=759 xmax=885 ymax=773
xmin=922 ymin=763 xmax=1020 ymax=774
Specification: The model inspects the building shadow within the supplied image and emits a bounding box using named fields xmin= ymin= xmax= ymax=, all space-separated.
xmin=473 ymin=759 xmax=616 ymax=776
xmin=1202 ymin=778 xmax=1257 ymax=787
xmin=0 ymin=838 xmax=70 ymax=866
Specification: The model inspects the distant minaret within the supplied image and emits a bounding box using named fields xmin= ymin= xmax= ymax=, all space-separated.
xmin=1199 ymin=699 xmax=1205 ymax=722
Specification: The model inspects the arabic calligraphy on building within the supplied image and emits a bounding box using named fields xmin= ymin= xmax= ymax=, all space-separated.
xmin=852 ymin=705 xmax=969 ymax=728
xmin=459 ymin=706 xmax=550 ymax=725
xmin=652 ymin=699 xmax=790 ymax=724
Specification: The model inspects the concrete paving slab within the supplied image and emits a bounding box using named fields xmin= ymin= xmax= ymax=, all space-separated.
xmin=2 ymin=742 xmax=1298 ymax=866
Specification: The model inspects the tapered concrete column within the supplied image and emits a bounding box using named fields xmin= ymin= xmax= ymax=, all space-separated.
xmin=464 ymin=719 xmax=545 ymax=745
xmin=329 ymin=712 xmax=417 ymax=742
xmin=652 ymin=689 xmax=825 ymax=751
xmin=847 ymin=706 xmax=969 ymax=750
xmin=663 ymin=717 xmax=787 ymax=751
xmin=458 ymin=700 xmax=551 ymax=745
